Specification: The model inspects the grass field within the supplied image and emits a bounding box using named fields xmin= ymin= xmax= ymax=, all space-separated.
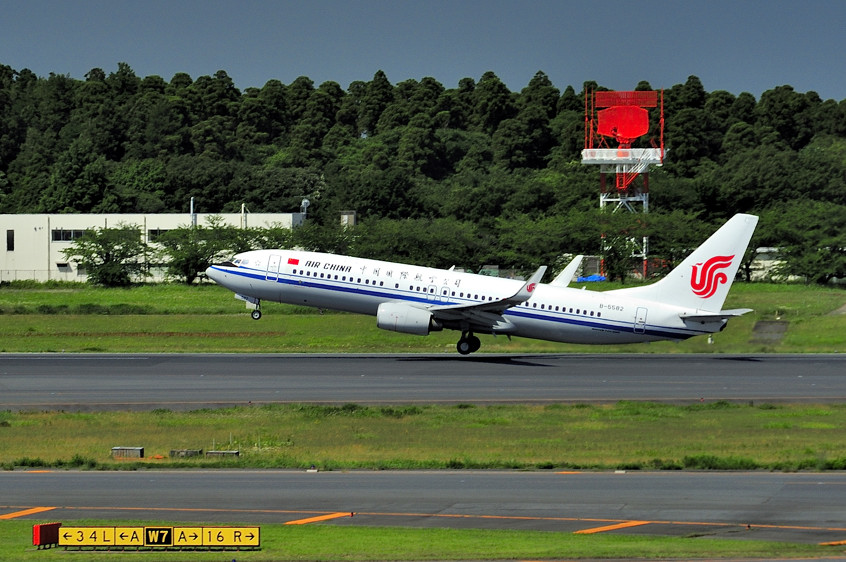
xmin=4 ymin=520 xmax=837 ymax=561
xmin=3 ymin=402 xmax=846 ymax=471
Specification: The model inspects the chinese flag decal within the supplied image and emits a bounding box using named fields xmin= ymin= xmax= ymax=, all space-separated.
xmin=288 ymin=258 xmax=300 ymax=265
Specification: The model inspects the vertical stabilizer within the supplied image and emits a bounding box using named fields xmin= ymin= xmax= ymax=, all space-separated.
xmin=612 ymin=214 xmax=758 ymax=311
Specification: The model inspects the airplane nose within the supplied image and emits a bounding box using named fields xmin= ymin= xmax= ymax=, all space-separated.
xmin=205 ymin=265 xmax=221 ymax=282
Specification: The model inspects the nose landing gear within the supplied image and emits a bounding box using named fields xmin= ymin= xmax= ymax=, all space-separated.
xmin=456 ymin=332 xmax=481 ymax=355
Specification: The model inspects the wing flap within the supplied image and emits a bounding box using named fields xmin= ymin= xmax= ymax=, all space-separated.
xmin=428 ymin=265 xmax=547 ymax=332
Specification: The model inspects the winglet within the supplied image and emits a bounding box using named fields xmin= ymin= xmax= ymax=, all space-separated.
xmin=506 ymin=266 xmax=547 ymax=305
xmin=550 ymin=255 xmax=583 ymax=287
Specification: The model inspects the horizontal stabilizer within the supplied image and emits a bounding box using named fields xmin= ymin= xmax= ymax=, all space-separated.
xmin=680 ymin=308 xmax=753 ymax=322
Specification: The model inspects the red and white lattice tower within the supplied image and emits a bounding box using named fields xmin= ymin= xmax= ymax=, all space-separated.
xmin=582 ymin=90 xmax=665 ymax=277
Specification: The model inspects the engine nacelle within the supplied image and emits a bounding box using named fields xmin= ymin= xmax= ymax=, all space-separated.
xmin=376 ymin=302 xmax=439 ymax=336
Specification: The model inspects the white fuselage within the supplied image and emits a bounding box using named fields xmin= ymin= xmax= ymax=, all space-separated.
xmin=207 ymin=249 xmax=718 ymax=345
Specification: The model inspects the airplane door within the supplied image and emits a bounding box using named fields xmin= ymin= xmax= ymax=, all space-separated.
xmin=634 ymin=307 xmax=648 ymax=333
xmin=427 ymin=285 xmax=439 ymax=301
xmin=266 ymin=254 xmax=281 ymax=281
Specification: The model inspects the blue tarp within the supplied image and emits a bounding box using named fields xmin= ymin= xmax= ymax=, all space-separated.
xmin=576 ymin=274 xmax=606 ymax=282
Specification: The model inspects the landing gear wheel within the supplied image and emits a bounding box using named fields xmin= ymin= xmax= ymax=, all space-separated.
xmin=457 ymin=333 xmax=481 ymax=355
xmin=251 ymin=309 xmax=262 ymax=320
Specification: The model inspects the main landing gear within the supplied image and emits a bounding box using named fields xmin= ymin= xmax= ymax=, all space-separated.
xmin=456 ymin=331 xmax=481 ymax=355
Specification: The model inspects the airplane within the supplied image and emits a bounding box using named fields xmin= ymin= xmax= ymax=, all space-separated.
xmin=206 ymin=213 xmax=758 ymax=354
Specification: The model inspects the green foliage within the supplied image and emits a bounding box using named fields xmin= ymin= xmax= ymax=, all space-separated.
xmin=60 ymin=223 xmax=148 ymax=286
xmin=156 ymin=216 xmax=256 ymax=283
xmin=2 ymin=62 xmax=845 ymax=282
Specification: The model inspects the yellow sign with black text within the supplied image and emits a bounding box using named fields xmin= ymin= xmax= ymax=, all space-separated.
xmin=115 ymin=526 xmax=144 ymax=547
xmin=173 ymin=526 xmax=204 ymax=547
xmin=59 ymin=525 xmax=259 ymax=548
xmin=201 ymin=526 xmax=260 ymax=547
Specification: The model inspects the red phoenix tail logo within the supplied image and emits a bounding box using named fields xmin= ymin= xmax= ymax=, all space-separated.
xmin=690 ymin=255 xmax=735 ymax=298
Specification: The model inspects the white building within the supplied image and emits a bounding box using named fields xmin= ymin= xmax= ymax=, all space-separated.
xmin=1 ymin=212 xmax=304 ymax=282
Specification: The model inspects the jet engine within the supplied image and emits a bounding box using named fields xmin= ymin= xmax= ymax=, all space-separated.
xmin=376 ymin=302 xmax=441 ymax=336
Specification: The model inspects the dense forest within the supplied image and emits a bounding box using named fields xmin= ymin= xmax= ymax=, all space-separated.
xmin=1 ymin=62 xmax=845 ymax=282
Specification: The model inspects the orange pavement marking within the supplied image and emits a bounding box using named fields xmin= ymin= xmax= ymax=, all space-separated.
xmin=285 ymin=512 xmax=352 ymax=525
xmin=574 ymin=520 xmax=650 ymax=534
xmin=0 ymin=506 xmax=57 ymax=520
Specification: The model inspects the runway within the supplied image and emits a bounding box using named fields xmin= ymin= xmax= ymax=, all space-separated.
xmin=3 ymin=470 xmax=846 ymax=544
xmin=3 ymin=353 xmax=846 ymax=546
xmin=2 ymin=353 xmax=846 ymax=411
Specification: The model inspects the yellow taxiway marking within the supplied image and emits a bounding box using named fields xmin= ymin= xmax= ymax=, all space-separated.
xmin=574 ymin=520 xmax=651 ymax=534
xmin=285 ymin=512 xmax=352 ymax=525
xmin=0 ymin=506 xmax=57 ymax=520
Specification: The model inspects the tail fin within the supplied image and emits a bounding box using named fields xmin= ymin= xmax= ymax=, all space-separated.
xmin=613 ymin=214 xmax=759 ymax=311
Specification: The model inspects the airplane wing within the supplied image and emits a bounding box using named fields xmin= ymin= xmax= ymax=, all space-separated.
xmin=550 ymin=255 xmax=583 ymax=287
xmin=427 ymin=266 xmax=547 ymax=333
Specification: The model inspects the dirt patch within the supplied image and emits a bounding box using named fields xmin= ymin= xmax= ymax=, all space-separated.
xmin=750 ymin=320 xmax=789 ymax=344
xmin=828 ymin=303 xmax=846 ymax=316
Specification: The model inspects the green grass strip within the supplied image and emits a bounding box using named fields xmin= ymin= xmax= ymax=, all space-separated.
xmin=4 ymin=402 xmax=846 ymax=471
xmin=3 ymin=520 xmax=836 ymax=560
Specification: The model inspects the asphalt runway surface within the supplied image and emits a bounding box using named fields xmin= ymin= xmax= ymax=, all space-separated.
xmin=2 ymin=353 xmax=846 ymax=410
xmin=3 ymin=353 xmax=846 ymax=547
xmin=3 ymin=470 xmax=846 ymax=545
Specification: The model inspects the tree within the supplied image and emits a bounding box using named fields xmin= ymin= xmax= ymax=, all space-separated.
xmin=762 ymin=202 xmax=846 ymax=284
xmin=61 ymin=224 xmax=147 ymax=286
xmin=156 ymin=217 xmax=252 ymax=284
xmin=471 ymin=71 xmax=516 ymax=134
xmin=358 ymin=70 xmax=394 ymax=136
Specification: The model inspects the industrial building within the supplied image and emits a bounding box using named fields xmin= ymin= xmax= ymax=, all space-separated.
xmin=1 ymin=212 xmax=304 ymax=282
